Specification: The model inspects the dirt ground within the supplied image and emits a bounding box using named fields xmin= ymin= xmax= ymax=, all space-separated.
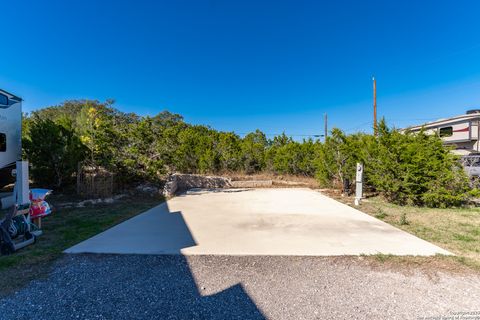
xmin=225 ymin=172 xmax=319 ymax=188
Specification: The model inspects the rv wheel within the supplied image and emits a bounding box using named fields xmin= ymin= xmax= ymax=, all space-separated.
xmin=0 ymin=242 xmax=15 ymax=255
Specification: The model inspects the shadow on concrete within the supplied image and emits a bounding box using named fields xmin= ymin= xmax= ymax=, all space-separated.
xmin=65 ymin=202 xmax=198 ymax=254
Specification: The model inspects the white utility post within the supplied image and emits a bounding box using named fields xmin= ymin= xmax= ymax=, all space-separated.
xmin=354 ymin=163 xmax=363 ymax=206
xmin=14 ymin=161 xmax=30 ymax=206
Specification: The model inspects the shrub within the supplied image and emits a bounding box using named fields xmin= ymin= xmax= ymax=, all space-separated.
xmin=367 ymin=120 xmax=470 ymax=207
xmin=23 ymin=116 xmax=87 ymax=187
xmin=266 ymin=134 xmax=319 ymax=176
xmin=315 ymin=129 xmax=373 ymax=189
xmin=23 ymin=100 xmax=473 ymax=208
xmin=241 ymin=130 xmax=267 ymax=174
xmin=314 ymin=120 xmax=471 ymax=207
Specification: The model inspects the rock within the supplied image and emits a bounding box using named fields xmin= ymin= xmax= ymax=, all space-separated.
xmin=163 ymin=176 xmax=179 ymax=198
xmin=135 ymin=184 xmax=160 ymax=194
xmin=162 ymin=173 xmax=231 ymax=198
xmin=113 ymin=194 xmax=127 ymax=200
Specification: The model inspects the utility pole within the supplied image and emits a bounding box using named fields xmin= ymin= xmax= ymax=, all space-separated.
xmin=324 ymin=113 xmax=328 ymax=141
xmin=373 ymin=76 xmax=377 ymax=136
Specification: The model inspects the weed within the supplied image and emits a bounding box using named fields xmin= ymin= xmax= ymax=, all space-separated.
xmin=399 ymin=212 xmax=409 ymax=225
xmin=374 ymin=208 xmax=388 ymax=220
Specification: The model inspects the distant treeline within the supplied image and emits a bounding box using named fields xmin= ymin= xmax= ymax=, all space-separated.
xmin=22 ymin=100 xmax=473 ymax=207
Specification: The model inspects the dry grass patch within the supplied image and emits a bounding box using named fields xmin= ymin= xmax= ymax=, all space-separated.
xmin=225 ymin=173 xmax=319 ymax=188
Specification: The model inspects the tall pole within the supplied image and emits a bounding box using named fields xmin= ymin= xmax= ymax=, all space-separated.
xmin=324 ymin=113 xmax=328 ymax=141
xmin=373 ymin=76 xmax=377 ymax=136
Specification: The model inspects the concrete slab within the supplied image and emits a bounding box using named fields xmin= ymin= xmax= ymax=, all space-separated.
xmin=65 ymin=188 xmax=451 ymax=256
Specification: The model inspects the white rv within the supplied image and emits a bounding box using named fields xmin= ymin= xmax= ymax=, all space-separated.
xmin=405 ymin=110 xmax=480 ymax=155
xmin=405 ymin=110 xmax=480 ymax=177
xmin=0 ymin=89 xmax=22 ymax=189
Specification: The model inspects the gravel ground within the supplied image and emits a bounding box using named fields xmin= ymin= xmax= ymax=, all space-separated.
xmin=0 ymin=254 xmax=479 ymax=320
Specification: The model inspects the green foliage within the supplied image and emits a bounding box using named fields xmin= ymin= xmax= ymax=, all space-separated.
xmin=399 ymin=212 xmax=409 ymax=225
xmin=121 ymin=116 xmax=165 ymax=179
xmin=311 ymin=119 xmax=471 ymax=207
xmin=266 ymin=134 xmax=319 ymax=176
xmin=22 ymin=101 xmax=473 ymax=208
xmin=315 ymin=129 xmax=374 ymax=189
xmin=75 ymin=100 xmax=123 ymax=167
xmin=368 ymin=120 xmax=470 ymax=207
xmin=174 ymin=126 xmax=215 ymax=173
xmin=217 ymin=132 xmax=243 ymax=172
xmin=23 ymin=116 xmax=87 ymax=187
xmin=241 ymin=130 xmax=268 ymax=174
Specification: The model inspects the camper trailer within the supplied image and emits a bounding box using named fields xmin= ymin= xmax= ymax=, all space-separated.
xmin=405 ymin=110 xmax=480 ymax=156
xmin=405 ymin=110 xmax=480 ymax=177
xmin=0 ymin=89 xmax=22 ymax=189
xmin=0 ymin=89 xmax=52 ymax=254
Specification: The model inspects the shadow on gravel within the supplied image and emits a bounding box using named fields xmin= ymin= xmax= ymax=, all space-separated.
xmin=0 ymin=255 xmax=267 ymax=319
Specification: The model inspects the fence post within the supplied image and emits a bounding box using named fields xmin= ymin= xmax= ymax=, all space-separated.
xmin=354 ymin=163 xmax=363 ymax=206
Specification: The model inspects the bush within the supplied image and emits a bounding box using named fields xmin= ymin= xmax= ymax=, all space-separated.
xmin=315 ymin=129 xmax=373 ymax=189
xmin=313 ymin=120 xmax=471 ymax=207
xmin=367 ymin=120 xmax=470 ymax=207
xmin=23 ymin=116 xmax=87 ymax=187
xmin=241 ymin=130 xmax=267 ymax=174
xmin=22 ymin=100 xmax=473 ymax=208
xmin=265 ymin=134 xmax=319 ymax=176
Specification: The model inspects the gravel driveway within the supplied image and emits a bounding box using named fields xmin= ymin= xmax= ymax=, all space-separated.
xmin=1 ymin=254 xmax=479 ymax=320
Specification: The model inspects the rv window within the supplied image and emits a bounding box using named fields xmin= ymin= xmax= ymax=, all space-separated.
xmin=0 ymin=94 xmax=8 ymax=106
xmin=0 ymin=133 xmax=5 ymax=152
xmin=439 ymin=126 xmax=453 ymax=137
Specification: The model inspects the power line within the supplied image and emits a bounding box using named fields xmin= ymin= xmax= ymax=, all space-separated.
xmin=234 ymin=116 xmax=444 ymax=138
xmin=343 ymin=121 xmax=374 ymax=133
xmin=236 ymin=132 xmax=324 ymax=138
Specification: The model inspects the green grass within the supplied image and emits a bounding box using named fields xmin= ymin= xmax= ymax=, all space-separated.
xmin=325 ymin=190 xmax=480 ymax=271
xmin=374 ymin=208 xmax=388 ymax=220
xmin=0 ymin=193 xmax=163 ymax=297
xmin=361 ymin=196 xmax=480 ymax=270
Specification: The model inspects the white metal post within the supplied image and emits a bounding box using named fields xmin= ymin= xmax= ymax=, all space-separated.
xmin=354 ymin=163 xmax=363 ymax=206
xmin=15 ymin=161 xmax=29 ymax=206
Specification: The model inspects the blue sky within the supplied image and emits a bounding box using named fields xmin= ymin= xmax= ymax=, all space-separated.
xmin=1 ymin=0 xmax=480 ymax=138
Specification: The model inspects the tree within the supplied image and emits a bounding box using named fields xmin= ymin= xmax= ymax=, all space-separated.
xmin=316 ymin=129 xmax=354 ymax=188
xmin=368 ymin=120 xmax=470 ymax=207
xmin=265 ymin=135 xmax=319 ymax=176
xmin=121 ymin=116 xmax=165 ymax=180
xmin=217 ymin=132 xmax=242 ymax=172
xmin=76 ymin=101 xmax=120 ymax=167
xmin=241 ymin=130 xmax=267 ymax=174
xmin=22 ymin=99 xmax=474 ymax=208
xmin=23 ymin=117 xmax=87 ymax=187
